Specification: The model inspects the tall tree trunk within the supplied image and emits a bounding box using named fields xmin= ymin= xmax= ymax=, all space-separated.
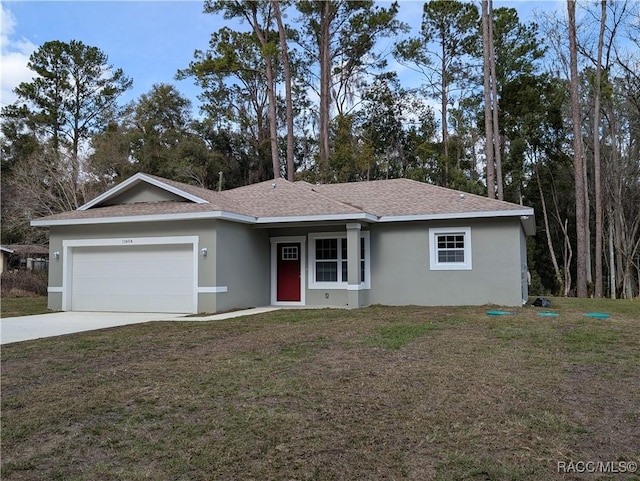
xmin=552 ymin=183 xmax=573 ymax=296
xmin=536 ymin=161 xmax=563 ymax=294
xmin=614 ymin=195 xmax=624 ymax=296
xmin=568 ymin=0 xmax=588 ymax=297
xmin=609 ymin=102 xmax=626 ymax=296
xmin=272 ymin=0 xmax=295 ymax=181
xmin=608 ymin=209 xmax=616 ymax=298
xmin=584 ymin=145 xmax=592 ymax=290
xmin=318 ymin=0 xmax=331 ymax=182
xmin=481 ymin=0 xmax=495 ymax=199
xmin=560 ymin=217 xmax=573 ymax=297
xmin=71 ymin=133 xmax=80 ymax=206
xmin=264 ymin=59 xmax=280 ymax=178
xmin=593 ymin=0 xmax=606 ymax=297
xmin=247 ymin=5 xmax=280 ymax=178
xmin=488 ymin=0 xmax=503 ymax=200
xmin=441 ymin=41 xmax=449 ymax=183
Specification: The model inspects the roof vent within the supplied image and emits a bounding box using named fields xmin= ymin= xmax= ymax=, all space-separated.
xmin=459 ymin=193 xmax=465 ymax=199
xmin=272 ymin=182 xmax=277 ymax=189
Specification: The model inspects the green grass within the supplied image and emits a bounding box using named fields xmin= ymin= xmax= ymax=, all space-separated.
xmin=2 ymin=300 xmax=639 ymax=481
xmin=0 ymin=297 xmax=49 ymax=317
xmin=365 ymin=322 xmax=441 ymax=349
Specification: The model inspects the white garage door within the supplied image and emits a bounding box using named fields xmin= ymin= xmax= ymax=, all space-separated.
xmin=70 ymin=244 xmax=194 ymax=313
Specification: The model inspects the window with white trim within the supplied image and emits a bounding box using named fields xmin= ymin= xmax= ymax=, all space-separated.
xmin=429 ymin=227 xmax=472 ymax=270
xmin=309 ymin=232 xmax=370 ymax=288
xmin=281 ymin=245 xmax=298 ymax=260
xmin=315 ymin=238 xmax=341 ymax=282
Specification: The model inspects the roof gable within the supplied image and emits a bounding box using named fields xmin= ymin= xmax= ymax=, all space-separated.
xmin=79 ymin=173 xmax=210 ymax=210
xmin=100 ymin=183 xmax=189 ymax=205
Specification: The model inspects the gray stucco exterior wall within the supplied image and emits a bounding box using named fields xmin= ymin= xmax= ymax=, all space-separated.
xmin=214 ymin=221 xmax=270 ymax=312
xmin=47 ymin=220 xmax=217 ymax=312
xmin=261 ymin=218 xmax=527 ymax=308
xmin=45 ymin=216 xmax=528 ymax=313
xmin=368 ymin=218 xmax=525 ymax=307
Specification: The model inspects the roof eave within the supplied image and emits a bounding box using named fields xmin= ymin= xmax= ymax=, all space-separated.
xmin=255 ymin=213 xmax=378 ymax=225
xmin=378 ymin=208 xmax=536 ymax=233
xmin=31 ymin=210 xmax=256 ymax=227
xmin=31 ymin=207 xmax=536 ymax=234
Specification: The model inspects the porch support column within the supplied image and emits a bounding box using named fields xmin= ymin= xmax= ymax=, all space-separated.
xmin=346 ymin=222 xmax=362 ymax=308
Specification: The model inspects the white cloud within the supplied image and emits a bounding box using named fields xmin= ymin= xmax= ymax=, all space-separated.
xmin=0 ymin=4 xmax=37 ymax=107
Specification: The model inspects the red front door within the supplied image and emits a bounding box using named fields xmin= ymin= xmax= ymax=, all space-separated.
xmin=277 ymin=243 xmax=301 ymax=302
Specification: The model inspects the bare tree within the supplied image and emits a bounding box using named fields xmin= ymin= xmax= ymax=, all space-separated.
xmin=535 ymin=159 xmax=563 ymax=293
xmin=2 ymin=146 xmax=100 ymax=244
xmin=568 ymin=0 xmax=588 ymax=297
xmin=593 ymin=0 xmax=607 ymax=297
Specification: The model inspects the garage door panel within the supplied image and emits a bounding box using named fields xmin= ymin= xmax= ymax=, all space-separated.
xmin=70 ymin=244 xmax=194 ymax=313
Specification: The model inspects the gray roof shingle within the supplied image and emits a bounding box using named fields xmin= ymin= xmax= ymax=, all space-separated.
xmin=32 ymin=174 xmax=533 ymax=226
xmin=308 ymin=178 xmax=526 ymax=217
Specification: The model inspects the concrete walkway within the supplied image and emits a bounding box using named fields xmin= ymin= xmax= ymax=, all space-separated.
xmin=0 ymin=307 xmax=281 ymax=345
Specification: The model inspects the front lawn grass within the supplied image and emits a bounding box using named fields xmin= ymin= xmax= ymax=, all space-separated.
xmin=0 ymin=296 xmax=49 ymax=318
xmin=2 ymin=300 xmax=639 ymax=480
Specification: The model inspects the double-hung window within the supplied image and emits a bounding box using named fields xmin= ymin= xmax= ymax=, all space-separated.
xmin=315 ymin=238 xmax=342 ymax=282
xmin=309 ymin=232 xmax=370 ymax=288
xmin=429 ymin=227 xmax=472 ymax=270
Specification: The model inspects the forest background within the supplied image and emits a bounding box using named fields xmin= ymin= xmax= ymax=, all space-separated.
xmin=1 ymin=0 xmax=639 ymax=299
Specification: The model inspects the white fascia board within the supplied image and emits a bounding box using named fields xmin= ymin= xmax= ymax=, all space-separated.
xmin=31 ymin=210 xmax=256 ymax=227
xmin=78 ymin=173 xmax=209 ymax=210
xmin=31 ymin=211 xmax=374 ymax=227
xmin=255 ymin=212 xmax=378 ymax=225
xmin=0 ymin=247 xmax=14 ymax=254
xmin=377 ymin=208 xmax=535 ymax=224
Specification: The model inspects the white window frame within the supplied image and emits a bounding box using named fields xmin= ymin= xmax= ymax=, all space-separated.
xmin=429 ymin=227 xmax=472 ymax=270
xmin=308 ymin=231 xmax=370 ymax=289
xmin=281 ymin=245 xmax=299 ymax=261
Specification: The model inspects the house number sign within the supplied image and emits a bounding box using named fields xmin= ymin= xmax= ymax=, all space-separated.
xmin=122 ymin=239 xmax=134 ymax=244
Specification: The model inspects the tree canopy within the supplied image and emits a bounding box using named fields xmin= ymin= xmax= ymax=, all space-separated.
xmin=2 ymin=1 xmax=639 ymax=299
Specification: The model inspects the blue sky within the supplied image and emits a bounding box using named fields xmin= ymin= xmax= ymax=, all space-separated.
xmin=1 ymin=1 xmax=563 ymax=115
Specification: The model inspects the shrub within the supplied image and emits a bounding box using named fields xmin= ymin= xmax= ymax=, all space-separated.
xmin=1 ymin=271 xmax=48 ymax=297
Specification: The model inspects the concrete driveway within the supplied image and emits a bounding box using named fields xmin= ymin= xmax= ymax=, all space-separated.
xmin=1 ymin=311 xmax=180 ymax=345
xmin=0 ymin=308 xmax=281 ymax=345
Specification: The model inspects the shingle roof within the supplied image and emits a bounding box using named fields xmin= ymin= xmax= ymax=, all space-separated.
xmin=33 ymin=201 xmax=227 ymax=222
xmin=308 ymin=178 xmax=526 ymax=217
xmin=32 ymin=173 xmax=534 ymax=230
xmin=3 ymin=244 xmax=48 ymax=255
xmin=221 ymin=179 xmax=362 ymax=217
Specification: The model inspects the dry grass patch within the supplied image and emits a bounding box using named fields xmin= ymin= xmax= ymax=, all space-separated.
xmin=2 ymin=302 xmax=639 ymax=480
